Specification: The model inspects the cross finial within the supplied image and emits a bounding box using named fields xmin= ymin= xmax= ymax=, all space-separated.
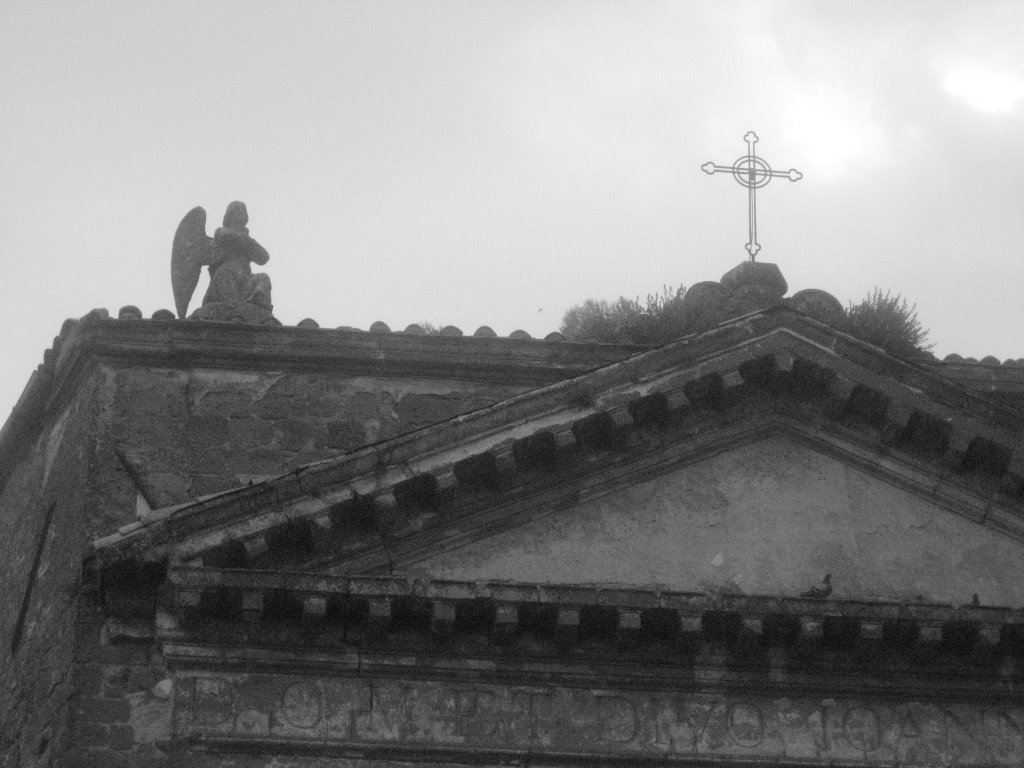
xmin=702 ymin=132 xmax=803 ymax=261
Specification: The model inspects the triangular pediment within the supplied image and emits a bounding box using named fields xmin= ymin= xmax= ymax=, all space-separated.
xmin=89 ymin=308 xmax=1024 ymax=608
xmin=400 ymin=435 xmax=1024 ymax=605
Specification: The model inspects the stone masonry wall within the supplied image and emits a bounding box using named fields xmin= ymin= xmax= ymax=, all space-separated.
xmin=0 ymin=371 xmax=105 ymax=768
xmin=1 ymin=342 xmax=562 ymax=765
xmin=87 ymin=366 xmax=533 ymax=539
xmin=54 ymin=602 xmax=171 ymax=768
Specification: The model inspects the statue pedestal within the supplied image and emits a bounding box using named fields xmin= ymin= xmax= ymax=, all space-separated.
xmin=189 ymin=301 xmax=280 ymax=326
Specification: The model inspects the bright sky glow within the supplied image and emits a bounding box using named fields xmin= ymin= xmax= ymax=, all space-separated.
xmin=780 ymin=85 xmax=887 ymax=181
xmin=943 ymin=66 xmax=1024 ymax=113
xmin=1 ymin=1 xmax=1024 ymax=420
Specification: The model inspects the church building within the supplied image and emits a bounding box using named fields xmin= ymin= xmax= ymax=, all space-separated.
xmin=2 ymin=224 xmax=1023 ymax=767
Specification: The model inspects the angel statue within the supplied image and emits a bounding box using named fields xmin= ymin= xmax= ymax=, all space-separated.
xmin=171 ymin=201 xmax=278 ymax=325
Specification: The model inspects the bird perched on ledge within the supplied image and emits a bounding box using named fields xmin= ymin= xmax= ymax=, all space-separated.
xmin=801 ymin=574 xmax=832 ymax=600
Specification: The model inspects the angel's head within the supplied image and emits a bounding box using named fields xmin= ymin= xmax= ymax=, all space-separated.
xmin=223 ymin=201 xmax=249 ymax=229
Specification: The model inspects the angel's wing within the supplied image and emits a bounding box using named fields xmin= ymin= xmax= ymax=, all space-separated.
xmin=171 ymin=206 xmax=213 ymax=319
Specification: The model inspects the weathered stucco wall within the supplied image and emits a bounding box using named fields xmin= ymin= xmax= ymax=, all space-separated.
xmin=412 ymin=437 xmax=1024 ymax=605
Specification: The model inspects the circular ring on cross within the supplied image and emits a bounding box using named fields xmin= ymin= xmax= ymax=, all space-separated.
xmin=730 ymin=155 xmax=773 ymax=188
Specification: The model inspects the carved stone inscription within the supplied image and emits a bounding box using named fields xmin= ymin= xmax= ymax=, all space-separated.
xmin=174 ymin=672 xmax=1024 ymax=766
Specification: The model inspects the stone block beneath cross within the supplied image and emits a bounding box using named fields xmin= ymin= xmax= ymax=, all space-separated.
xmin=720 ymin=261 xmax=788 ymax=299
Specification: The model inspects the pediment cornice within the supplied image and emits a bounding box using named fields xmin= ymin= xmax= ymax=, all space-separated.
xmin=89 ymin=308 xmax=1024 ymax=574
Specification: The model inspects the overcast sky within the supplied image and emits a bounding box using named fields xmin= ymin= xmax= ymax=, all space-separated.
xmin=2 ymin=1 xmax=1023 ymax=420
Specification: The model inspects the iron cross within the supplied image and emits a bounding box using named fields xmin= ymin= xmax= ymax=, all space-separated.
xmin=702 ymin=131 xmax=802 ymax=261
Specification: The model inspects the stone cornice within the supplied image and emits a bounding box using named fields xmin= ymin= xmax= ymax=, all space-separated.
xmin=50 ymin=316 xmax=642 ymax=388
xmin=927 ymin=360 xmax=1024 ymax=401
xmin=166 ymin=566 xmax=1022 ymax=626
xmin=144 ymin=566 xmax=1024 ymax=700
